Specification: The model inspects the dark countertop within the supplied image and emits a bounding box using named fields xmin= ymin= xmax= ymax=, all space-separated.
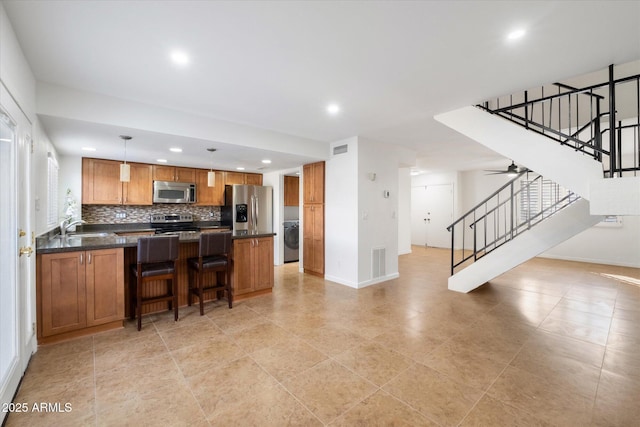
xmin=76 ymin=221 xmax=228 ymax=234
xmin=36 ymin=230 xmax=276 ymax=254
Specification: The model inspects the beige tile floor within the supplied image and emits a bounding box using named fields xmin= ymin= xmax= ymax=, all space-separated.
xmin=6 ymin=247 xmax=640 ymax=426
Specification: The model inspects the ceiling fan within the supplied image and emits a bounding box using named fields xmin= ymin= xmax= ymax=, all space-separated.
xmin=484 ymin=161 xmax=527 ymax=176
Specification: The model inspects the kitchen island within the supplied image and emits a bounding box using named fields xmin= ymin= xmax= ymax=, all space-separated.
xmin=36 ymin=229 xmax=275 ymax=343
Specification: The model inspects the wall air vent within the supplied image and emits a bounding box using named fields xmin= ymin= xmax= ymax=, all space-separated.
xmin=333 ymin=144 xmax=348 ymax=155
xmin=372 ymin=247 xmax=386 ymax=279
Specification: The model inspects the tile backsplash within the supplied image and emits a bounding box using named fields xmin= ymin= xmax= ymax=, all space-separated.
xmin=82 ymin=205 xmax=222 ymax=224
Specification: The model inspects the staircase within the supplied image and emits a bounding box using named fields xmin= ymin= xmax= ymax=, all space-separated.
xmin=435 ymin=65 xmax=640 ymax=293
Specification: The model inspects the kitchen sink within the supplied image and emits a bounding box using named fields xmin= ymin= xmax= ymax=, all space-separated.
xmin=57 ymin=232 xmax=115 ymax=239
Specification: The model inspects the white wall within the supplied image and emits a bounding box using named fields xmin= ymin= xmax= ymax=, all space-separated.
xmin=326 ymin=136 xmax=414 ymax=288
xmin=0 ymin=3 xmax=36 ymax=121
xmin=357 ymin=138 xmax=404 ymax=286
xmin=398 ymin=168 xmax=412 ymax=255
xmin=2 ymin=4 xmax=59 ymax=236
xmin=58 ymin=154 xmax=83 ymax=218
xmin=32 ymin=122 xmax=61 ymax=235
xmin=540 ymin=216 xmax=640 ymax=267
xmin=325 ymin=137 xmax=359 ymax=286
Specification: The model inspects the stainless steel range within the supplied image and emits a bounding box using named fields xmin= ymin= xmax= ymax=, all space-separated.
xmin=150 ymin=214 xmax=199 ymax=234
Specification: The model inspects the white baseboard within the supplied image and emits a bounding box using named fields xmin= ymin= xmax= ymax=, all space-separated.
xmin=536 ymin=254 xmax=640 ymax=268
xmin=324 ymin=272 xmax=400 ymax=289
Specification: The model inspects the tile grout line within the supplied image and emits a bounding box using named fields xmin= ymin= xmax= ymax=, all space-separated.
xmin=154 ymin=313 xmax=214 ymax=426
xmin=245 ymin=349 xmax=325 ymax=426
xmin=92 ymin=336 xmax=98 ymax=427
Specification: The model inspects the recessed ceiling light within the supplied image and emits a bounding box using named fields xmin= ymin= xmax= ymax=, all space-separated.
xmin=506 ymin=29 xmax=526 ymax=41
xmin=236 ymin=167 xmax=245 ymax=171
xmin=261 ymin=159 xmax=271 ymax=164
xmin=82 ymin=147 xmax=96 ymax=152
xmin=327 ymin=103 xmax=340 ymax=115
xmin=170 ymin=50 xmax=190 ymax=66
xmin=169 ymin=147 xmax=182 ymax=153
xmin=157 ymin=159 xmax=168 ymax=163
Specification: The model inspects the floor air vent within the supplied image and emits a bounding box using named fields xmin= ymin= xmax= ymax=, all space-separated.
xmin=372 ymin=247 xmax=386 ymax=279
xmin=333 ymin=144 xmax=348 ymax=155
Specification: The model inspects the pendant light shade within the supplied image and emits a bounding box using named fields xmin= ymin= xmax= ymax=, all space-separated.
xmin=120 ymin=163 xmax=131 ymax=182
xmin=119 ymin=135 xmax=132 ymax=182
xmin=207 ymin=148 xmax=217 ymax=187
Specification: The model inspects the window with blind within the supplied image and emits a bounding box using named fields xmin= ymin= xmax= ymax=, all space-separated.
xmin=520 ymin=178 xmax=574 ymax=222
xmin=47 ymin=153 xmax=58 ymax=227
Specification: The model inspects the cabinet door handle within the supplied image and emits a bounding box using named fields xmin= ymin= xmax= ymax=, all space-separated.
xmin=88 ymin=253 xmax=92 ymax=264
xmin=80 ymin=253 xmax=83 ymax=264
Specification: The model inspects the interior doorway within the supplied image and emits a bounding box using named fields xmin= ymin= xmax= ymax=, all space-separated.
xmin=411 ymin=183 xmax=454 ymax=248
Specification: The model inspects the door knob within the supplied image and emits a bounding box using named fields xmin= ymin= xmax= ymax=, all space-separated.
xmin=19 ymin=246 xmax=33 ymax=257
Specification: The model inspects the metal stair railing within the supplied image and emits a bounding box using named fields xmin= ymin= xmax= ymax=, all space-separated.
xmin=478 ymin=65 xmax=640 ymax=178
xmin=446 ymin=171 xmax=579 ymax=275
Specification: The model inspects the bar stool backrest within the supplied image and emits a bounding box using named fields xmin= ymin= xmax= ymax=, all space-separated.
xmin=137 ymin=235 xmax=179 ymax=263
xmin=199 ymin=232 xmax=232 ymax=257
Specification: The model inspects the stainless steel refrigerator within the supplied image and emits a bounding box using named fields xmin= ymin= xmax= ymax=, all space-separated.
xmin=223 ymin=185 xmax=273 ymax=234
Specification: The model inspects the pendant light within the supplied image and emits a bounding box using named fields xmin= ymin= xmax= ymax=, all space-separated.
xmin=119 ymin=135 xmax=132 ymax=182
xmin=207 ymin=148 xmax=216 ymax=187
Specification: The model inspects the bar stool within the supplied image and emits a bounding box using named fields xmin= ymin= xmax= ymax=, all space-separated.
xmin=130 ymin=235 xmax=179 ymax=331
xmin=187 ymin=232 xmax=232 ymax=315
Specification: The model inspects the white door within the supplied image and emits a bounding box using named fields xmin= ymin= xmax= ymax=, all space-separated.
xmin=1 ymin=88 xmax=35 ymax=422
xmin=411 ymin=184 xmax=454 ymax=248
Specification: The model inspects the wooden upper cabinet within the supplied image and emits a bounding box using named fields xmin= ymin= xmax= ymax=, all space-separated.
xmin=224 ymin=171 xmax=263 ymax=186
xmin=284 ymin=176 xmax=299 ymax=206
xmin=123 ymin=163 xmax=152 ymax=205
xmin=82 ymin=158 xmax=123 ymax=204
xmin=224 ymin=171 xmax=246 ymax=185
xmin=152 ymin=165 xmax=195 ymax=182
xmin=303 ymin=161 xmax=325 ymax=204
xmin=195 ymin=169 xmax=225 ymax=206
xmin=245 ymin=173 xmax=263 ymax=185
xmin=175 ymin=167 xmax=196 ymax=182
xmin=83 ymin=158 xmax=152 ymax=205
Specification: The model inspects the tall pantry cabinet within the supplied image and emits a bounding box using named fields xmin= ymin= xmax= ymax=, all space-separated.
xmin=303 ymin=161 xmax=325 ymax=276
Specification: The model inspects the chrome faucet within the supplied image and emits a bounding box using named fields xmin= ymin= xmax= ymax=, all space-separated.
xmin=60 ymin=218 xmax=86 ymax=236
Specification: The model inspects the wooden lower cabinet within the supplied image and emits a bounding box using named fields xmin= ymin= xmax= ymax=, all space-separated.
xmin=303 ymin=204 xmax=324 ymax=276
xmin=38 ymin=248 xmax=124 ymax=343
xmin=232 ymin=236 xmax=274 ymax=298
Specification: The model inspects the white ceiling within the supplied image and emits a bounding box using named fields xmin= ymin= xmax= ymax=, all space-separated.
xmin=4 ymin=1 xmax=640 ymax=172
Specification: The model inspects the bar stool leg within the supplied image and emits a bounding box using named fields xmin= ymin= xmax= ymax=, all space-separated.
xmin=198 ymin=270 xmax=205 ymax=316
xmin=136 ymin=275 xmax=143 ymax=331
xmin=173 ymin=270 xmax=179 ymax=322
xmin=226 ymin=264 xmax=232 ymax=309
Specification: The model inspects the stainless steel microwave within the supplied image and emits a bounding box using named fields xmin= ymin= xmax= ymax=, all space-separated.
xmin=153 ymin=181 xmax=196 ymax=204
